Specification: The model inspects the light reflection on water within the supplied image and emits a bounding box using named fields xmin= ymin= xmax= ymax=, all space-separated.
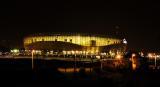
xmin=57 ymin=68 xmax=93 ymax=73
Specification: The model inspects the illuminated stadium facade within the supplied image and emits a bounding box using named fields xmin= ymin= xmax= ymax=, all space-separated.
xmin=24 ymin=33 xmax=127 ymax=56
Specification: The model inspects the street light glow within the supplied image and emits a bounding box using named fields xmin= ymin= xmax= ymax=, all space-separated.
xmin=132 ymin=53 xmax=136 ymax=58
xmin=116 ymin=54 xmax=122 ymax=59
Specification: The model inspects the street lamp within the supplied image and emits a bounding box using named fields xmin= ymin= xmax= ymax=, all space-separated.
xmin=155 ymin=55 xmax=157 ymax=68
xmin=131 ymin=53 xmax=137 ymax=70
xmin=32 ymin=50 xmax=35 ymax=69
xmin=115 ymin=54 xmax=122 ymax=60
xmin=101 ymin=58 xmax=103 ymax=71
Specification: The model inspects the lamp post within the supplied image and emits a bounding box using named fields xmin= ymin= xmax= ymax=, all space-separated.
xmin=74 ymin=53 xmax=77 ymax=73
xmin=131 ymin=53 xmax=137 ymax=70
xmin=32 ymin=50 xmax=35 ymax=69
xmin=101 ymin=57 xmax=103 ymax=71
xmin=155 ymin=55 xmax=157 ymax=68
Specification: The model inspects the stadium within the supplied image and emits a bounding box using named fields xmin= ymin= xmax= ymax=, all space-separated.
xmin=23 ymin=32 xmax=127 ymax=57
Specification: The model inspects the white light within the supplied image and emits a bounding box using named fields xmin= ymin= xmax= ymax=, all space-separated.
xmin=12 ymin=49 xmax=19 ymax=53
xmin=96 ymin=56 xmax=101 ymax=59
xmin=71 ymin=51 xmax=75 ymax=54
xmin=82 ymin=51 xmax=85 ymax=54
xmin=67 ymin=51 xmax=71 ymax=55
xmin=148 ymin=53 xmax=154 ymax=58
xmin=11 ymin=50 xmax=13 ymax=52
xmin=157 ymin=55 xmax=160 ymax=58
xmin=100 ymin=53 xmax=106 ymax=56
xmin=123 ymin=38 xmax=127 ymax=44
xmin=132 ymin=53 xmax=136 ymax=57
xmin=63 ymin=51 xmax=66 ymax=54
xmin=32 ymin=50 xmax=35 ymax=53
xmin=76 ymin=51 xmax=79 ymax=54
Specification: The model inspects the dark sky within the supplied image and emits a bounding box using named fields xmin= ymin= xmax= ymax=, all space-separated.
xmin=0 ymin=0 xmax=159 ymax=51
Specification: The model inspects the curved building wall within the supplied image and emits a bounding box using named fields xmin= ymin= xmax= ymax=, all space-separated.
xmin=24 ymin=35 xmax=121 ymax=47
xmin=23 ymin=33 xmax=127 ymax=56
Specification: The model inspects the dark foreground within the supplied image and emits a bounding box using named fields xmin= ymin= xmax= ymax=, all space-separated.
xmin=0 ymin=58 xmax=160 ymax=87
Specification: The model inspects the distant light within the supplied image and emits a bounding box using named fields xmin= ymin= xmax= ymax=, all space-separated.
xmin=147 ymin=53 xmax=155 ymax=58
xmin=139 ymin=52 xmax=144 ymax=57
xmin=86 ymin=51 xmax=89 ymax=54
xmin=67 ymin=51 xmax=71 ymax=55
xmin=71 ymin=51 xmax=75 ymax=54
xmin=11 ymin=49 xmax=19 ymax=53
xmin=82 ymin=51 xmax=85 ymax=54
xmin=132 ymin=53 xmax=136 ymax=58
xmin=100 ymin=53 xmax=106 ymax=56
xmin=63 ymin=50 xmax=66 ymax=54
xmin=75 ymin=51 xmax=79 ymax=54
xmin=123 ymin=38 xmax=127 ymax=44
xmin=132 ymin=63 xmax=137 ymax=70
xmin=110 ymin=52 xmax=115 ymax=57
xmin=157 ymin=55 xmax=160 ymax=58
xmin=32 ymin=50 xmax=35 ymax=53
xmin=116 ymin=54 xmax=122 ymax=59
xmin=96 ymin=56 xmax=101 ymax=59
xmin=91 ymin=51 xmax=94 ymax=54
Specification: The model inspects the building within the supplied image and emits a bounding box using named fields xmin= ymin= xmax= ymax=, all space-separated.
xmin=23 ymin=32 xmax=127 ymax=56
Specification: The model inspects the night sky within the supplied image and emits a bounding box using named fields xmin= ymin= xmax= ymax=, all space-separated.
xmin=0 ymin=0 xmax=159 ymax=51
